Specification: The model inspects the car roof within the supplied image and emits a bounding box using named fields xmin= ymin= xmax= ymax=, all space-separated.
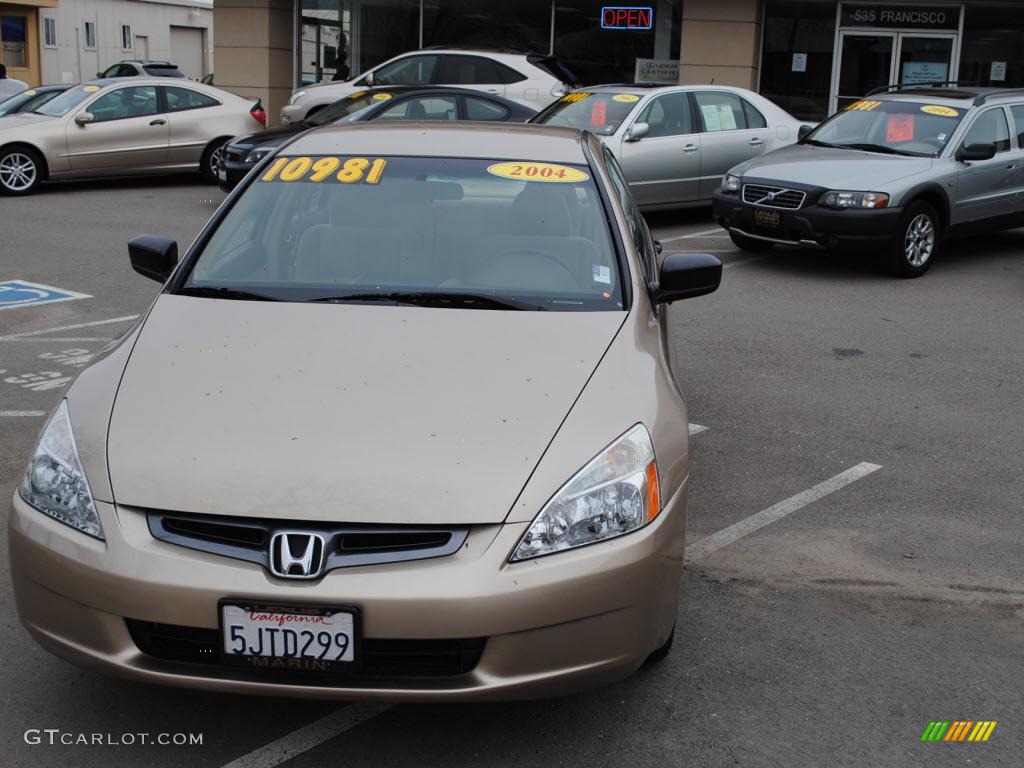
xmin=572 ymin=83 xmax=758 ymax=96
xmin=287 ymin=122 xmax=589 ymax=163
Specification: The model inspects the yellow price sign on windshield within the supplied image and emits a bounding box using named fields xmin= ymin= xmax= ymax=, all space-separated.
xmin=612 ymin=94 xmax=640 ymax=103
xmin=261 ymin=156 xmax=388 ymax=184
xmin=487 ymin=162 xmax=589 ymax=183
xmin=561 ymin=92 xmax=590 ymax=103
xmin=921 ymin=105 xmax=959 ymax=117
xmin=845 ymin=100 xmax=881 ymax=112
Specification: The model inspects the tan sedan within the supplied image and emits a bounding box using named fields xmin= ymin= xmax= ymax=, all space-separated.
xmin=0 ymin=78 xmax=265 ymax=195
xmin=9 ymin=123 xmax=721 ymax=700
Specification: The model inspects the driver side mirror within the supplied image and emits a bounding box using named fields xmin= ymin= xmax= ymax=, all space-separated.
xmin=650 ymin=253 xmax=722 ymax=304
xmin=363 ymin=71 xmax=375 ymax=87
xmin=74 ymin=112 xmax=95 ymax=127
xmin=625 ymin=122 xmax=649 ymax=142
xmin=96 ymin=71 xmax=104 ymax=79
xmin=129 ymin=235 xmax=179 ymax=283
xmin=798 ymin=124 xmax=814 ymax=140
xmin=956 ymin=142 xmax=996 ymax=162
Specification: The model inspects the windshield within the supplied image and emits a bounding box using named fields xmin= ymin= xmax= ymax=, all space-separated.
xmin=34 ymin=84 xmax=97 ymax=117
xmin=307 ymin=91 xmax=382 ymax=125
xmin=532 ymin=92 xmax=641 ymax=136
xmin=806 ymin=99 xmax=965 ymax=157
xmin=182 ymin=155 xmax=623 ymax=311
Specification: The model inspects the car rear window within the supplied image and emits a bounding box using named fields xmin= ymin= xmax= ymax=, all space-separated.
xmin=183 ymin=155 xmax=623 ymax=311
xmin=807 ymin=99 xmax=966 ymax=157
xmin=143 ymin=65 xmax=186 ymax=78
xmin=527 ymin=55 xmax=580 ymax=86
xmin=532 ymin=92 xmax=641 ymax=136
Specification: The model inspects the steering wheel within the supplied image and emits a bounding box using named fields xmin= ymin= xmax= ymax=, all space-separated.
xmin=491 ymin=250 xmax=579 ymax=288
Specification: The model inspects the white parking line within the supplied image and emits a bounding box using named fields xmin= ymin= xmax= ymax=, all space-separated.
xmin=722 ymin=256 xmax=766 ymax=269
xmin=685 ymin=462 xmax=882 ymax=561
xmin=220 ymin=703 xmax=394 ymax=768
xmin=0 ymin=315 xmax=138 ymax=341
xmin=688 ymin=423 xmax=708 ymax=436
xmin=660 ymin=227 xmax=728 ymax=242
xmin=0 ymin=410 xmax=45 ymax=417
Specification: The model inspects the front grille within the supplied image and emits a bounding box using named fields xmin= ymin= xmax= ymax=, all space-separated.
xmin=148 ymin=511 xmax=468 ymax=575
xmin=225 ymin=147 xmax=249 ymax=163
xmin=125 ymin=620 xmax=484 ymax=680
xmin=742 ymin=183 xmax=806 ymax=210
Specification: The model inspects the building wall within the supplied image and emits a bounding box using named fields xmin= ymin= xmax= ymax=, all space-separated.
xmin=37 ymin=0 xmax=213 ymax=84
xmin=679 ymin=0 xmax=762 ymax=88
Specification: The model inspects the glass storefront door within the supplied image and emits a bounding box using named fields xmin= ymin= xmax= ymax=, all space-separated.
xmin=833 ymin=31 xmax=956 ymax=113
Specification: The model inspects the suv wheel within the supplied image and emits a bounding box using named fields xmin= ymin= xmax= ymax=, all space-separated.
xmin=729 ymin=231 xmax=775 ymax=252
xmin=0 ymin=147 xmax=43 ymax=195
xmin=887 ymin=201 xmax=940 ymax=278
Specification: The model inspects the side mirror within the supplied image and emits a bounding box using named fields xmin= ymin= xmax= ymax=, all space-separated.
xmin=129 ymin=235 xmax=178 ymax=282
xmin=625 ymin=122 xmax=649 ymax=142
xmin=363 ymin=71 xmax=375 ymax=87
xmin=74 ymin=111 xmax=95 ymax=126
xmin=96 ymin=71 xmax=104 ymax=79
xmin=650 ymin=253 xmax=722 ymax=304
xmin=798 ymin=124 xmax=814 ymax=140
xmin=956 ymin=142 xmax=996 ymax=162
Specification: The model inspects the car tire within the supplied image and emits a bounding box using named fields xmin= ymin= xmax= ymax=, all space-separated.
xmin=644 ymin=624 xmax=675 ymax=665
xmin=0 ymin=146 xmax=44 ymax=196
xmin=729 ymin=231 xmax=775 ymax=252
xmin=886 ymin=200 xmax=940 ymax=278
xmin=200 ymin=138 xmax=230 ymax=184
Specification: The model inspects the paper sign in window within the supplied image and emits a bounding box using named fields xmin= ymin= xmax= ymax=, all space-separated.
xmin=590 ymin=100 xmax=607 ymax=127
xmin=886 ymin=114 xmax=915 ymax=143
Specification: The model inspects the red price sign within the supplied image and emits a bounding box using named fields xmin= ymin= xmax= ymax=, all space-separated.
xmin=887 ymin=114 xmax=915 ymax=142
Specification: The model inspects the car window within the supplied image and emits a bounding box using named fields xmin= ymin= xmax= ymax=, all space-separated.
xmin=694 ymin=91 xmax=749 ymax=132
xmin=164 ymin=86 xmax=219 ymax=112
xmin=604 ymin=149 xmax=644 ymax=259
xmin=1010 ymin=106 xmax=1024 ymax=148
xmin=144 ymin=65 xmax=186 ymax=78
xmin=532 ymin=92 xmax=640 ymax=136
xmin=375 ymin=96 xmax=457 ymax=120
xmin=183 ymin=155 xmax=623 ymax=311
xmin=636 ymin=92 xmax=693 ymax=138
xmin=963 ymin=108 xmax=1011 ymax=153
xmin=309 ymin=91 xmax=380 ymax=125
xmin=101 ymin=64 xmax=120 ymax=78
xmin=465 ymin=96 xmax=510 ymax=121
xmin=438 ymin=55 xmax=503 ymax=84
xmin=496 ymin=62 xmax=527 ymax=84
xmin=117 ymin=64 xmax=137 ymax=77
xmin=373 ymin=55 xmax=438 ymax=86
xmin=742 ymin=99 xmax=767 ymax=129
xmin=88 ymin=85 xmax=159 ymax=122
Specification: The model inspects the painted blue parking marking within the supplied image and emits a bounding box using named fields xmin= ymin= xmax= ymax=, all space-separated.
xmin=0 ymin=280 xmax=91 ymax=311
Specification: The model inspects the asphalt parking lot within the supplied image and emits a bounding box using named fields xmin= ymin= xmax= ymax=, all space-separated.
xmin=1 ymin=176 xmax=1021 ymax=767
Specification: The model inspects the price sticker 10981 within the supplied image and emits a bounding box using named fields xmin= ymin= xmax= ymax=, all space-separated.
xmin=261 ymin=156 xmax=388 ymax=184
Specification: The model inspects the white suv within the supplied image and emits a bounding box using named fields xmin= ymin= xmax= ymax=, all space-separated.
xmin=282 ymin=48 xmax=579 ymax=124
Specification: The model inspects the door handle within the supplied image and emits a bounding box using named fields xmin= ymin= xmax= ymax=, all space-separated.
xmin=149 ymin=119 xmax=167 ymax=126
xmin=682 ymin=144 xmax=698 ymax=153
xmin=748 ymin=138 xmax=764 ymax=146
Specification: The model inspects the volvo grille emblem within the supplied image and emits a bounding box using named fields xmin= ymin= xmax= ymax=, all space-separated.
xmin=766 ymin=191 xmax=777 ymax=200
xmin=270 ymin=531 xmax=326 ymax=579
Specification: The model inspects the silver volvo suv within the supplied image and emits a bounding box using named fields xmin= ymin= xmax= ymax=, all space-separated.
xmin=712 ymin=86 xmax=1024 ymax=277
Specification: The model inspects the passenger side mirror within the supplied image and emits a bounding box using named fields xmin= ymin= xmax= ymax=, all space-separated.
xmin=650 ymin=253 xmax=722 ymax=304
xmin=74 ymin=111 xmax=95 ymax=126
xmin=956 ymin=142 xmax=996 ymax=162
xmin=625 ymin=122 xmax=649 ymax=142
xmin=129 ymin=235 xmax=179 ymax=283
xmin=798 ymin=124 xmax=814 ymax=141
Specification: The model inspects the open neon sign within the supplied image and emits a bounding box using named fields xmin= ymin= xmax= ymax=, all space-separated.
xmin=601 ymin=6 xmax=654 ymax=30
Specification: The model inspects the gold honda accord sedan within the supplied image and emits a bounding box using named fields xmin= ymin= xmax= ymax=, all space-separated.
xmin=0 ymin=78 xmax=266 ymax=195
xmin=9 ymin=123 xmax=721 ymax=700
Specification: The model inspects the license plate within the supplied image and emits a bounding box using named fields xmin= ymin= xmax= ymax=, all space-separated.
xmin=219 ymin=601 xmax=361 ymax=673
xmin=753 ymin=209 xmax=781 ymax=229
xmin=217 ymin=166 xmax=227 ymax=182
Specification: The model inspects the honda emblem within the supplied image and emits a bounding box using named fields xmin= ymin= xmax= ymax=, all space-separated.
xmin=269 ymin=531 xmax=326 ymax=579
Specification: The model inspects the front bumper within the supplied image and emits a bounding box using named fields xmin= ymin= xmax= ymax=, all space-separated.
xmin=10 ymin=483 xmax=686 ymax=701
xmin=712 ymin=189 xmax=903 ymax=250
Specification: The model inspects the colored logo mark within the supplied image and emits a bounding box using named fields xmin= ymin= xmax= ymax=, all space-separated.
xmin=921 ymin=721 xmax=997 ymax=742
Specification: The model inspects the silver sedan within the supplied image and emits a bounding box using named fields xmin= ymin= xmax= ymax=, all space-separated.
xmin=530 ymin=84 xmax=805 ymax=210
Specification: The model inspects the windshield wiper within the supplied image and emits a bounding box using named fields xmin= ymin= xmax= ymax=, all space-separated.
xmin=833 ymin=142 xmax=908 ymax=155
xmin=800 ymin=138 xmax=834 ymax=148
xmin=176 ymin=286 xmax=282 ymax=302
xmin=308 ymin=291 xmax=538 ymax=310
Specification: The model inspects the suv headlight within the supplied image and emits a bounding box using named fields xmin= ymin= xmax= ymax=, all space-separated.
xmin=820 ymin=191 xmax=889 ymax=209
xmin=723 ymin=174 xmax=741 ymax=193
xmin=289 ymin=89 xmax=308 ymax=105
xmin=245 ymin=146 xmax=275 ymax=163
xmin=18 ymin=400 xmax=102 ymax=539
xmin=510 ymin=424 xmax=660 ymax=562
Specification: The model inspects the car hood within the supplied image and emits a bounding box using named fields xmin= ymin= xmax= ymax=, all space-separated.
xmin=734 ymin=144 xmax=935 ymax=189
xmin=107 ymin=295 xmax=625 ymax=525
xmin=0 ymin=112 xmax=56 ymax=131
xmin=230 ymin=123 xmax=306 ymax=150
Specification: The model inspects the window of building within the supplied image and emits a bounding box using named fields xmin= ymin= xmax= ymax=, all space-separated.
xmin=0 ymin=15 xmax=28 ymax=68
xmin=759 ymin=0 xmax=837 ymax=121
xmin=121 ymin=25 xmax=132 ymax=51
xmin=963 ymin=108 xmax=1011 ymax=153
xmin=89 ymin=85 xmax=159 ymax=122
xmin=960 ymin=7 xmax=1024 ymax=88
xmin=465 ymin=96 xmax=509 ymax=121
xmin=84 ymin=21 xmax=97 ymax=50
xmin=164 ymin=86 xmax=220 ymax=112
xmin=422 ymin=0 xmax=551 ymax=54
xmin=635 ymin=92 xmax=693 ymax=138
xmin=43 ymin=17 xmax=57 ymax=48
xmin=376 ymin=94 xmax=458 ymax=120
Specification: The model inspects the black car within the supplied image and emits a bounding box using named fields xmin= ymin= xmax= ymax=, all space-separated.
xmin=218 ymin=86 xmax=536 ymax=190
xmin=0 ymin=85 xmax=70 ymax=117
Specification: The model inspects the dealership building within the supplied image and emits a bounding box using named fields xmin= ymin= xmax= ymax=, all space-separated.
xmin=209 ymin=1 xmax=1024 ymax=124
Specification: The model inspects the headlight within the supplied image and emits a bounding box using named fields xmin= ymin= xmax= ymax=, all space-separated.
xmin=820 ymin=191 xmax=889 ymax=209
xmin=289 ymin=89 xmax=307 ymax=105
xmin=511 ymin=424 xmax=660 ymax=562
xmin=723 ymin=174 xmax=741 ymax=193
xmin=18 ymin=400 xmax=103 ymax=539
xmin=245 ymin=146 xmax=274 ymax=163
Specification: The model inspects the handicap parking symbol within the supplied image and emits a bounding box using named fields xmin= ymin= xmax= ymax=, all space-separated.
xmin=0 ymin=280 xmax=91 ymax=311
